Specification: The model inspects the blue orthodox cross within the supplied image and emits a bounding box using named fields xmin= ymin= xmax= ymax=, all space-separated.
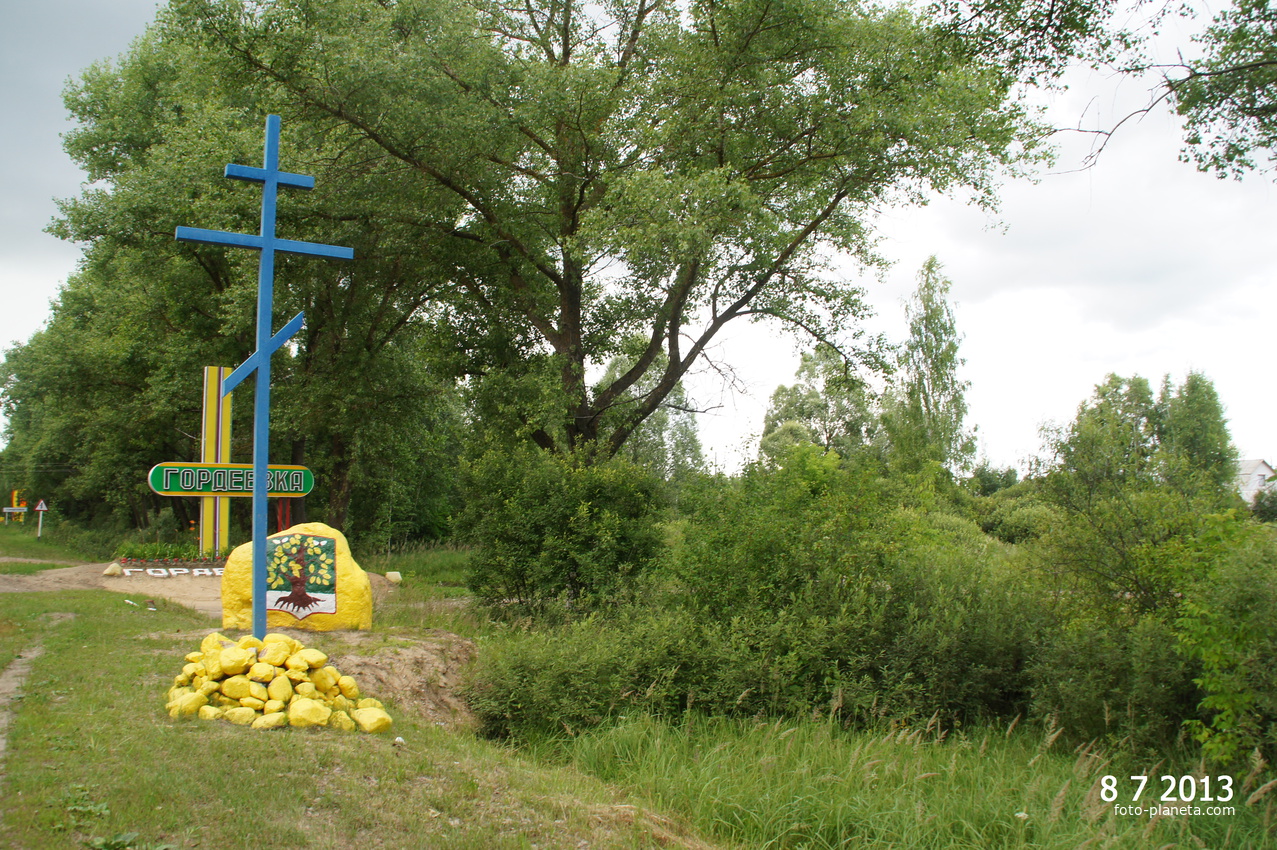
xmin=176 ymin=114 xmax=353 ymax=639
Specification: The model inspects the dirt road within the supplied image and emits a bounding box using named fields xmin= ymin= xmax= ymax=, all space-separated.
xmin=0 ymin=558 xmax=225 ymax=618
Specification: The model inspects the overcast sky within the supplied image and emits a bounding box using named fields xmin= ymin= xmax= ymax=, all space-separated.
xmin=3 ymin=0 xmax=1274 ymax=474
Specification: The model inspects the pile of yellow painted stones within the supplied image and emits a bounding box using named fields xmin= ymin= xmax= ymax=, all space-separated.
xmin=165 ymin=632 xmax=393 ymax=733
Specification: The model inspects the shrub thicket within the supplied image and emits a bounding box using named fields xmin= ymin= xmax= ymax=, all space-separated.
xmin=468 ymin=447 xmax=1047 ymax=737
xmin=455 ymin=446 xmax=665 ymax=610
xmin=1177 ymin=517 xmax=1277 ymax=766
xmin=464 ymin=418 xmax=1276 ymax=774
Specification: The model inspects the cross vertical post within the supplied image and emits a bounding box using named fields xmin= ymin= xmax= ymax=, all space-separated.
xmin=176 ymin=115 xmax=353 ymax=639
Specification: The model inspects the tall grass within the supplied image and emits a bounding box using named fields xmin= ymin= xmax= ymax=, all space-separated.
xmin=556 ymin=714 xmax=1277 ymax=849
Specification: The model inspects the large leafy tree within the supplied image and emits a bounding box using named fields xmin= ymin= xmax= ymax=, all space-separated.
xmin=151 ymin=0 xmax=1066 ymax=457
xmin=0 ymin=249 xmax=226 ymax=528
xmin=1156 ymin=370 xmax=1239 ymax=492
xmin=595 ymin=346 xmax=705 ymax=481
xmin=1074 ymin=0 xmax=1277 ymax=177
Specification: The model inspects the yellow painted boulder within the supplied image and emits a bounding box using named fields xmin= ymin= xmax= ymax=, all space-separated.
xmin=165 ymin=631 xmax=391 ymax=734
xmin=297 ymin=648 xmax=329 ymax=669
xmin=351 ymin=707 xmax=393 ymax=734
xmin=258 ymin=640 xmax=291 ymax=667
xmin=253 ymin=711 xmax=288 ymax=730
xmin=248 ymin=662 xmax=278 ymax=683
xmin=267 ymin=675 xmax=294 ymax=703
xmin=168 ymin=692 xmax=208 ymax=718
xmin=222 ymin=522 xmax=372 ymax=631
xmin=201 ymin=632 xmax=232 ymax=654
xmin=218 ymin=646 xmax=255 ymax=677
xmin=311 ymin=666 xmax=340 ymax=694
xmin=288 ymin=698 xmax=332 ymax=728
xmin=220 ymin=675 xmax=254 ymax=701
xmin=224 ymin=706 xmax=258 ymax=726
xmin=329 ymin=710 xmax=356 ymax=732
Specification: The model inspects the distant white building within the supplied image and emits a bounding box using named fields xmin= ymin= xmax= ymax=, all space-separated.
xmin=1237 ymin=459 xmax=1275 ymax=505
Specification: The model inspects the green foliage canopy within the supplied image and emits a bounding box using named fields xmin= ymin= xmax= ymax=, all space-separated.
xmin=457 ymin=446 xmax=666 ymax=609
xmin=1176 ymin=0 xmax=1277 ymax=176
xmin=1039 ymin=372 xmax=1240 ymax=613
xmin=759 ymin=343 xmax=881 ymax=464
xmin=2 ymin=30 xmax=468 ymax=538
xmin=151 ymin=0 xmax=1063 ymax=456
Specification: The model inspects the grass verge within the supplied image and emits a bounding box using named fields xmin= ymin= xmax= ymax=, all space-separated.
xmin=0 ymin=561 xmax=85 ymax=576
xmin=362 ymin=542 xmax=471 ymax=592
xmin=0 ymin=591 xmax=718 ymax=850
xmin=0 ymin=524 xmax=88 ymax=564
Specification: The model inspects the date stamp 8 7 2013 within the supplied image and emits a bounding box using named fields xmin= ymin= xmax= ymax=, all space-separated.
xmin=1101 ymin=775 xmax=1237 ymax=818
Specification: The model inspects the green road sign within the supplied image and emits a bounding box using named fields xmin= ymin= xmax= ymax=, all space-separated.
xmin=148 ymin=463 xmax=314 ymax=498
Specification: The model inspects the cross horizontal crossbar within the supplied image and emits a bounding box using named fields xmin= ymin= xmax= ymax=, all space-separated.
xmin=225 ymin=163 xmax=315 ymax=189
xmin=221 ymin=311 xmax=306 ymax=396
xmin=175 ymin=226 xmax=355 ymax=260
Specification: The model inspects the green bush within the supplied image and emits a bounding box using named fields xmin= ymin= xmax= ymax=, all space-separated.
xmin=469 ymin=447 xmax=1277 ymax=752
xmin=455 ymin=446 xmax=666 ymax=610
xmin=465 ymin=607 xmax=706 ymax=737
xmin=1029 ymin=608 xmax=1199 ymax=748
xmin=469 ymin=551 xmax=1046 ymax=739
xmin=1252 ymin=487 xmax=1277 ymax=523
xmin=669 ymin=446 xmax=871 ymax=617
xmin=1177 ymin=520 xmax=1277 ymax=766
xmin=673 ymin=453 xmax=1044 ymax=721
xmin=981 ymin=497 xmax=1060 ymax=544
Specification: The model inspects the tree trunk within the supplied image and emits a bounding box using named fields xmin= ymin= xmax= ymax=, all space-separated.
xmin=290 ymin=436 xmax=308 ymax=525
xmin=325 ymin=434 xmax=352 ymax=532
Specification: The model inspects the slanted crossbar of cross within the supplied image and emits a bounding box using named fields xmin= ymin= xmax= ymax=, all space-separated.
xmin=176 ymin=115 xmax=353 ymax=639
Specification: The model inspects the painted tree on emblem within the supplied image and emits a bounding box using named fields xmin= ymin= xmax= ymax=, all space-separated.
xmin=267 ymin=534 xmax=337 ymax=613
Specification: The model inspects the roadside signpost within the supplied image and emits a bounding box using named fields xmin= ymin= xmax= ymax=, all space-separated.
xmin=147 ymin=463 xmax=315 ymax=498
xmin=34 ymin=499 xmax=48 ymax=538
xmin=4 ymin=490 xmax=26 ymax=524
xmin=200 ymin=366 xmax=234 ymax=557
xmin=175 ymin=114 xmax=353 ymax=639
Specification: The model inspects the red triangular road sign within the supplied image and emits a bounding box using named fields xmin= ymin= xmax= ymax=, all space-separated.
xmin=34 ymin=500 xmax=48 ymax=512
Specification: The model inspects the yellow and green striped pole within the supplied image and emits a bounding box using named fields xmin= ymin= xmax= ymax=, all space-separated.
xmin=200 ymin=366 xmax=233 ymax=557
